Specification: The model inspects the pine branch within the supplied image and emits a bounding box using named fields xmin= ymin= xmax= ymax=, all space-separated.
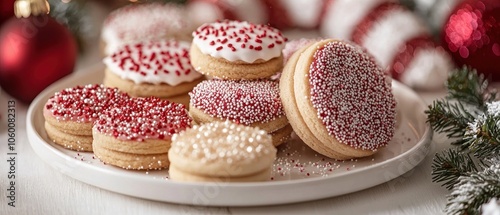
xmin=432 ymin=149 xmax=478 ymax=190
xmin=446 ymin=66 xmax=496 ymax=110
xmin=467 ymin=115 xmax=500 ymax=159
xmin=445 ymin=163 xmax=500 ymax=215
xmin=425 ymin=99 xmax=476 ymax=141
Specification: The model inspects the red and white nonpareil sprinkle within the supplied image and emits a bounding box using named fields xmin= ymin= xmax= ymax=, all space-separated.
xmin=308 ymin=41 xmax=396 ymax=151
xmin=44 ymin=84 xmax=130 ymax=123
xmin=94 ymin=97 xmax=192 ymax=141
xmin=189 ymin=79 xmax=284 ymax=125
xmin=192 ymin=20 xmax=287 ymax=63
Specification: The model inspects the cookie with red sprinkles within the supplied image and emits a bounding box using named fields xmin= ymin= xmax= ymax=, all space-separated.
xmin=189 ymin=79 xmax=291 ymax=146
xmin=280 ymin=39 xmax=396 ymax=159
xmin=103 ymin=40 xmax=204 ymax=107
xmin=92 ymin=97 xmax=192 ymax=170
xmin=190 ymin=20 xmax=287 ymax=80
xmin=43 ymin=84 xmax=130 ymax=152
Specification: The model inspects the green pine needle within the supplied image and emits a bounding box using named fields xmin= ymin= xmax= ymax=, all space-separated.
xmin=446 ymin=66 xmax=496 ymax=110
xmin=432 ymin=149 xmax=478 ymax=190
xmin=468 ymin=116 xmax=500 ymax=159
xmin=426 ymin=66 xmax=500 ymax=215
xmin=425 ymin=99 xmax=476 ymax=139
xmin=445 ymin=163 xmax=500 ymax=215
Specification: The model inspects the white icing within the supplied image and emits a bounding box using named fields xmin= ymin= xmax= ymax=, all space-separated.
xmin=192 ymin=20 xmax=286 ymax=63
xmin=400 ymin=47 xmax=452 ymax=90
xmin=279 ymin=0 xmax=323 ymax=28
xmin=361 ymin=9 xmax=428 ymax=68
xmin=101 ymin=3 xmax=191 ymax=55
xmin=320 ymin=0 xmax=393 ymax=40
xmin=223 ymin=0 xmax=268 ymax=24
xmin=103 ymin=40 xmax=202 ymax=86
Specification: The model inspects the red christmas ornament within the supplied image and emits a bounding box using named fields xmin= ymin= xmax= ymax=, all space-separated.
xmin=441 ymin=0 xmax=500 ymax=81
xmin=0 ymin=0 xmax=77 ymax=103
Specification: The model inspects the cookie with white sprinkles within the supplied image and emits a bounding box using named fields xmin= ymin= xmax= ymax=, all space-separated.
xmin=103 ymin=40 xmax=204 ymax=107
xmin=101 ymin=3 xmax=193 ymax=55
xmin=280 ymin=39 xmax=396 ymax=159
xmin=190 ymin=20 xmax=287 ymax=80
xmin=43 ymin=84 xmax=129 ymax=152
xmin=168 ymin=121 xmax=277 ymax=182
xmin=189 ymin=79 xmax=291 ymax=146
xmin=92 ymin=97 xmax=192 ymax=170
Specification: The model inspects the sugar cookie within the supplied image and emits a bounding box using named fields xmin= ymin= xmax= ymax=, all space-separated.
xmin=93 ymin=97 xmax=192 ymax=170
xmin=168 ymin=121 xmax=276 ymax=182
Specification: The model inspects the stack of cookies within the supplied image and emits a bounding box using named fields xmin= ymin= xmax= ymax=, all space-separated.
xmin=43 ymin=85 xmax=193 ymax=170
xmin=280 ymin=39 xmax=397 ymax=160
xmin=188 ymin=20 xmax=292 ymax=146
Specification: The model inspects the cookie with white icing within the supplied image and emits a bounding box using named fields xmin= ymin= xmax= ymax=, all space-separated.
xmin=190 ymin=20 xmax=287 ymax=80
xmin=168 ymin=121 xmax=277 ymax=182
xmin=103 ymin=40 xmax=204 ymax=107
xmin=280 ymin=39 xmax=396 ymax=159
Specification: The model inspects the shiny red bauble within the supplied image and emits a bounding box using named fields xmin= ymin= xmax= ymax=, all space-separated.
xmin=441 ymin=0 xmax=500 ymax=81
xmin=0 ymin=15 xmax=77 ymax=103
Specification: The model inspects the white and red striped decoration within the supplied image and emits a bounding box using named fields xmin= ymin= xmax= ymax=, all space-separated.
xmin=320 ymin=0 xmax=452 ymax=89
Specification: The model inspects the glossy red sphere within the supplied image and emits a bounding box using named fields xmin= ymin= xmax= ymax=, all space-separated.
xmin=441 ymin=0 xmax=500 ymax=81
xmin=0 ymin=16 xmax=77 ymax=103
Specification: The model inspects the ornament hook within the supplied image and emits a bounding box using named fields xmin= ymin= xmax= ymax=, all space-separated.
xmin=14 ymin=0 xmax=50 ymax=18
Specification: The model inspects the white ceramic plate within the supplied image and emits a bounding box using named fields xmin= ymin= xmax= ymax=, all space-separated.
xmin=27 ymin=63 xmax=432 ymax=206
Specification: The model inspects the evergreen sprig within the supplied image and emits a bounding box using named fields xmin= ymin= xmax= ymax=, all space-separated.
xmin=426 ymin=99 xmax=476 ymax=142
xmin=446 ymin=66 xmax=496 ymax=109
xmin=445 ymin=163 xmax=500 ymax=215
xmin=426 ymin=66 xmax=500 ymax=214
xmin=467 ymin=115 xmax=500 ymax=159
xmin=432 ymin=148 xmax=478 ymax=190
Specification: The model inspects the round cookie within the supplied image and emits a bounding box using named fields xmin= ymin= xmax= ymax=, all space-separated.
xmin=101 ymin=3 xmax=193 ymax=55
xmin=168 ymin=121 xmax=277 ymax=182
xmin=103 ymin=40 xmax=204 ymax=107
xmin=190 ymin=20 xmax=287 ymax=80
xmin=280 ymin=39 xmax=396 ymax=159
xmin=93 ymin=97 xmax=192 ymax=170
xmin=43 ymin=84 xmax=129 ymax=152
xmin=189 ymin=79 xmax=291 ymax=146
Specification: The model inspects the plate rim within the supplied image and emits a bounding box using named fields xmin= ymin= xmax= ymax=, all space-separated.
xmin=26 ymin=63 xmax=433 ymax=206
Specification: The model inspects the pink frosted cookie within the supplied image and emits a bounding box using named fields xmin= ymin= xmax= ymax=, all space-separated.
xmin=103 ymin=40 xmax=204 ymax=107
xmin=280 ymin=39 xmax=396 ymax=159
xmin=101 ymin=3 xmax=192 ymax=55
xmin=189 ymin=79 xmax=291 ymax=146
xmin=43 ymin=84 xmax=130 ymax=152
xmin=190 ymin=20 xmax=287 ymax=80
xmin=93 ymin=97 xmax=192 ymax=170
